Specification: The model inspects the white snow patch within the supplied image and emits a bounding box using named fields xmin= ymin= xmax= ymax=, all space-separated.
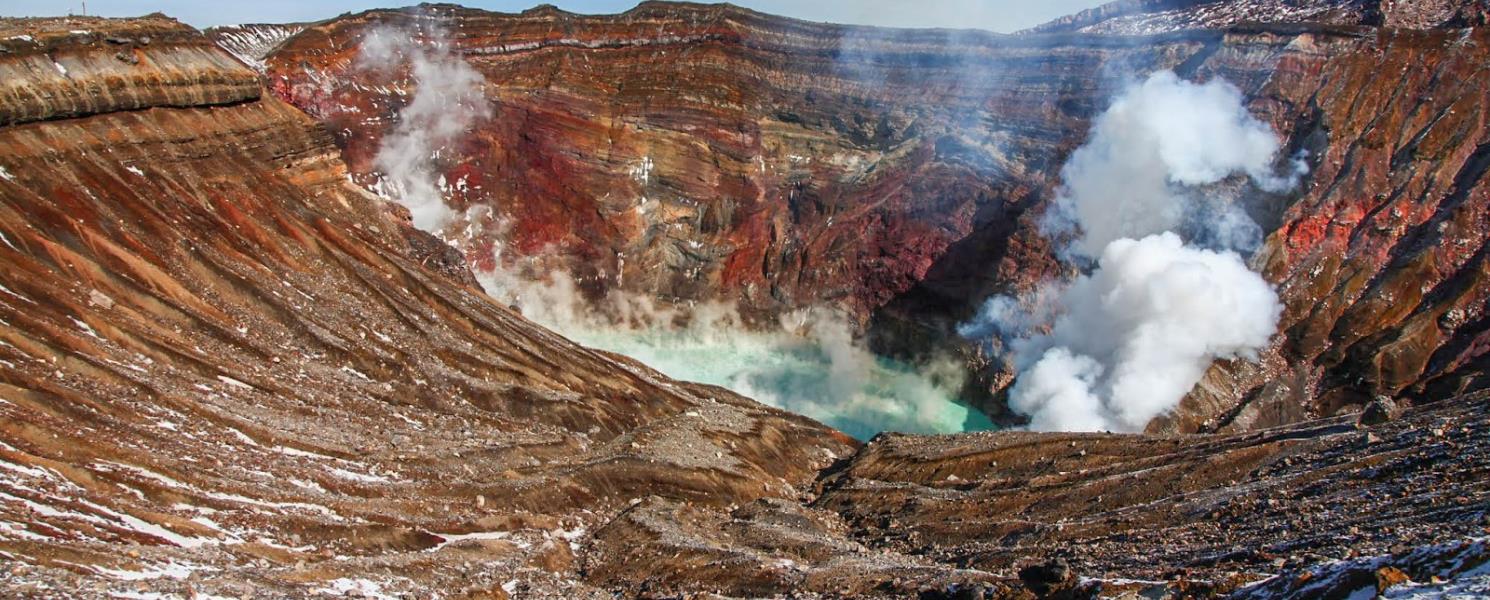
xmin=327 ymin=467 xmax=389 ymax=484
xmin=275 ymin=445 xmax=333 ymax=460
xmin=0 ymin=521 xmax=47 ymax=541
xmin=630 ymin=156 xmax=655 ymax=184
xmin=79 ymin=499 xmax=217 ymax=548
xmin=339 ymin=366 xmax=372 ymax=382
xmin=429 ymin=530 xmax=510 ymax=552
xmin=216 ymin=376 xmax=252 ymax=390
xmin=315 ymin=578 xmax=398 ymax=599
xmin=71 ymin=318 xmax=101 ymax=339
xmin=97 ymin=560 xmax=213 ymax=581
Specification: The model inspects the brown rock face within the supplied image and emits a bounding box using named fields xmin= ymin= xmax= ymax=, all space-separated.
xmin=1175 ymin=25 xmax=1490 ymax=432
xmin=0 ymin=15 xmax=260 ymax=126
xmin=258 ymin=2 xmax=1490 ymax=432
xmin=0 ymin=16 xmax=851 ymax=597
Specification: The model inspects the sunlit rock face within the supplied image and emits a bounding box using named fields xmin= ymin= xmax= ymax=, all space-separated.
xmin=259 ymin=2 xmax=1490 ymax=434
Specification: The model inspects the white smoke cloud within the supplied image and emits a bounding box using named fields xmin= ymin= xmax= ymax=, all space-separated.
xmin=1048 ymin=70 xmax=1304 ymax=257
xmin=359 ymin=23 xmax=488 ymax=232
xmin=1009 ymin=233 xmax=1281 ymax=431
xmin=969 ymin=71 xmax=1297 ymax=432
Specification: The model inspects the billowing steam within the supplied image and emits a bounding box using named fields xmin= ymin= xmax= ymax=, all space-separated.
xmin=1046 ymin=71 xmax=1304 ymax=257
xmin=967 ymin=71 xmax=1297 ymax=432
xmin=471 ymin=221 xmax=992 ymax=441
xmin=358 ymin=23 xmax=488 ymax=232
xmin=1008 ymin=233 xmax=1281 ymax=431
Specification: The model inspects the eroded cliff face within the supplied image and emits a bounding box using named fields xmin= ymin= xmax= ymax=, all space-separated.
xmin=1170 ymin=25 xmax=1490 ymax=433
xmin=261 ymin=3 xmax=1163 ymax=324
xmin=257 ymin=1 xmax=1490 ymax=433
xmin=0 ymin=16 xmax=853 ymax=597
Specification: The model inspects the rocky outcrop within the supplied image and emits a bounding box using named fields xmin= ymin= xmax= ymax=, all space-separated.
xmin=0 ymin=15 xmax=260 ymax=126
xmin=1170 ymin=25 xmax=1490 ymax=433
xmin=257 ymin=2 xmax=1490 ymax=432
xmin=0 ymin=16 xmax=852 ymax=597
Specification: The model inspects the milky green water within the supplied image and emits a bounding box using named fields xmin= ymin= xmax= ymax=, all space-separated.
xmin=564 ymin=324 xmax=997 ymax=441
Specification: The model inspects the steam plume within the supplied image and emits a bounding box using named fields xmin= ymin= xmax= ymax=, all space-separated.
xmin=1048 ymin=71 xmax=1302 ymax=257
xmin=359 ymin=21 xmax=488 ymax=232
xmin=471 ymin=230 xmax=989 ymax=441
xmin=970 ymin=71 xmax=1295 ymax=432
xmin=1009 ymin=233 xmax=1281 ymax=431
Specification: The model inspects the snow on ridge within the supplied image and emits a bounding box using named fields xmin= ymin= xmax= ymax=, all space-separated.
xmin=210 ymin=24 xmax=308 ymax=71
xmin=1031 ymin=0 xmax=1375 ymax=36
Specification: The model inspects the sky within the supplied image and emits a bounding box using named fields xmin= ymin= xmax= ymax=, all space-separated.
xmin=1 ymin=0 xmax=1108 ymax=33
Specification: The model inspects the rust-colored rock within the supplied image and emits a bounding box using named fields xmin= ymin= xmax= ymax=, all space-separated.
xmin=1375 ymin=566 xmax=1412 ymax=593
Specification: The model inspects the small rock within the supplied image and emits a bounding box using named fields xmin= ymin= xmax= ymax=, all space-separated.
xmin=1375 ymin=566 xmax=1412 ymax=593
xmin=1018 ymin=559 xmax=1074 ymax=597
xmin=89 ymin=289 xmax=114 ymax=309
xmin=1358 ymin=396 xmax=1402 ymax=427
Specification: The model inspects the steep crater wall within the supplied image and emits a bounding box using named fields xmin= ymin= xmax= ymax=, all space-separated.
xmin=257 ymin=2 xmax=1490 ymax=433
